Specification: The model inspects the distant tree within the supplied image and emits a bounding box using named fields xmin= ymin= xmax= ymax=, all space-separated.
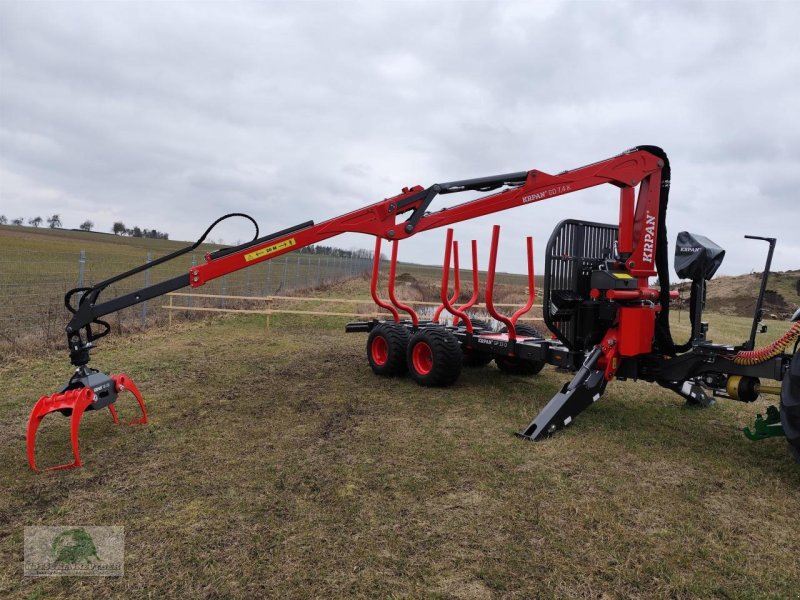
xmin=12 ymin=217 xmax=23 ymax=226
xmin=0 ymin=215 xmax=6 ymax=225
xmin=28 ymin=216 xmax=42 ymax=227
xmin=47 ymin=214 xmax=62 ymax=228
xmin=112 ymin=221 xmax=126 ymax=235
xmin=132 ymin=226 xmax=143 ymax=237
xmin=79 ymin=220 xmax=94 ymax=231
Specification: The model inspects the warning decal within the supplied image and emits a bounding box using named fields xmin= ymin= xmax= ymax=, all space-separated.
xmin=244 ymin=238 xmax=297 ymax=262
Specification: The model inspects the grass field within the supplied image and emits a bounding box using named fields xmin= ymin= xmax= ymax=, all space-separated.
xmin=0 ymin=225 xmax=530 ymax=355
xmin=1 ymin=277 xmax=798 ymax=599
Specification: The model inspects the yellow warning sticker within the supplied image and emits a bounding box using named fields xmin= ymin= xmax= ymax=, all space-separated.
xmin=244 ymin=237 xmax=296 ymax=262
xmin=612 ymin=273 xmax=634 ymax=279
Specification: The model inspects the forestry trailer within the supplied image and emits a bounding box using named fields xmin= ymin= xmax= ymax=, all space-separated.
xmin=27 ymin=145 xmax=800 ymax=471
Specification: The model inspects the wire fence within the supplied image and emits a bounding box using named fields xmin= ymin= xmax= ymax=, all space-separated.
xmin=0 ymin=248 xmax=373 ymax=356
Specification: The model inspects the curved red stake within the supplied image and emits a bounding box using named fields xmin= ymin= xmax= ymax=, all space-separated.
xmin=438 ymin=229 xmax=473 ymax=333
xmin=27 ymin=387 xmax=95 ymax=472
xmin=485 ymin=225 xmax=515 ymax=339
xmin=370 ymin=237 xmax=400 ymax=322
xmin=510 ymin=236 xmax=535 ymax=332
xmin=452 ymin=239 xmax=480 ymax=327
xmin=387 ymin=240 xmax=419 ymax=327
xmin=433 ymin=239 xmax=460 ymax=323
xmin=111 ymin=374 xmax=148 ymax=425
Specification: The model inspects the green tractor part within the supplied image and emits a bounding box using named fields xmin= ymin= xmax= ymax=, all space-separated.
xmin=743 ymin=405 xmax=785 ymax=441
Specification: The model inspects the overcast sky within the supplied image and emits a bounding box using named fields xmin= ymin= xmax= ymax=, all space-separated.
xmin=1 ymin=0 xmax=798 ymax=279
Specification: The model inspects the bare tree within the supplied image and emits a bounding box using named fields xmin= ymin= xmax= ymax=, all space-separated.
xmin=112 ymin=221 xmax=126 ymax=235
xmin=28 ymin=216 xmax=42 ymax=227
xmin=0 ymin=215 xmax=7 ymax=225
xmin=12 ymin=217 xmax=23 ymax=226
xmin=79 ymin=220 xmax=94 ymax=231
xmin=47 ymin=214 xmax=62 ymax=228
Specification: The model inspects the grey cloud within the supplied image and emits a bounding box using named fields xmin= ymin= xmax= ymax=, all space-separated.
xmin=0 ymin=0 xmax=797 ymax=277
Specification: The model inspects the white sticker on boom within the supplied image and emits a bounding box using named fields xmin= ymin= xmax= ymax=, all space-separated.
xmin=592 ymin=394 xmax=601 ymax=402
xmin=564 ymin=416 xmax=572 ymax=426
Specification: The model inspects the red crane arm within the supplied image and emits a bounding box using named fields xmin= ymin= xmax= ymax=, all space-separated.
xmin=191 ymin=148 xmax=666 ymax=286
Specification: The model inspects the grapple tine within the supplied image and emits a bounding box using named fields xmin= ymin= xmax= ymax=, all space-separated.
xmin=111 ymin=374 xmax=148 ymax=425
xmin=108 ymin=404 xmax=119 ymax=424
xmin=26 ymin=387 xmax=95 ymax=472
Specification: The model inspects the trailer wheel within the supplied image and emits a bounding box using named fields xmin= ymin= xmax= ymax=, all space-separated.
xmin=407 ymin=328 xmax=462 ymax=386
xmin=462 ymin=348 xmax=494 ymax=367
xmin=495 ymin=324 xmax=546 ymax=376
xmin=780 ymin=351 xmax=800 ymax=464
xmin=367 ymin=323 xmax=410 ymax=376
xmin=459 ymin=319 xmax=493 ymax=367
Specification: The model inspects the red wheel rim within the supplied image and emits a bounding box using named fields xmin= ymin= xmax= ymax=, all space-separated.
xmin=412 ymin=341 xmax=433 ymax=375
xmin=371 ymin=336 xmax=389 ymax=365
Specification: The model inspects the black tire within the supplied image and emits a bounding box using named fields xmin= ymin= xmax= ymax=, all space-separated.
xmin=367 ymin=323 xmax=410 ymax=376
xmin=462 ymin=347 xmax=494 ymax=367
xmin=459 ymin=319 xmax=493 ymax=367
xmin=407 ymin=328 xmax=462 ymax=387
xmin=500 ymin=323 xmax=543 ymax=338
xmin=780 ymin=351 xmax=800 ymax=464
xmin=495 ymin=324 xmax=546 ymax=376
xmin=468 ymin=318 xmax=491 ymax=331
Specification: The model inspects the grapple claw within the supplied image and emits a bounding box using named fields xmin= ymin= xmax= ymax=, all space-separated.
xmin=111 ymin=374 xmax=148 ymax=425
xmin=26 ymin=371 xmax=147 ymax=472
xmin=27 ymin=387 xmax=95 ymax=472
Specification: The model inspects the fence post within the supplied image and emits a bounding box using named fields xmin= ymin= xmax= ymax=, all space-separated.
xmin=168 ymin=293 xmax=173 ymax=327
xmin=142 ymin=252 xmax=152 ymax=328
xmin=77 ymin=250 xmax=86 ymax=287
xmin=189 ymin=254 xmax=195 ymax=308
xmin=281 ymin=257 xmax=288 ymax=293
xmin=295 ymin=254 xmax=301 ymax=291
xmin=267 ymin=259 xmax=272 ymax=295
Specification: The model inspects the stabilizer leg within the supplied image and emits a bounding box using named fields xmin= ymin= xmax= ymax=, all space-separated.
xmin=517 ymin=346 xmax=607 ymax=440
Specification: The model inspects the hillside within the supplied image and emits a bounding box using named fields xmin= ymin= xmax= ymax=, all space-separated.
xmin=703 ymin=270 xmax=799 ymax=319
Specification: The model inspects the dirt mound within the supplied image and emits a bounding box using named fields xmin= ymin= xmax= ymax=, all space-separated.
xmin=702 ymin=270 xmax=799 ymax=319
xmin=396 ymin=272 xmax=417 ymax=284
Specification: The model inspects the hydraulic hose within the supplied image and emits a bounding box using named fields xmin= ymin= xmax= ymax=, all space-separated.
xmin=731 ymin=321 xmax=800 ymax=365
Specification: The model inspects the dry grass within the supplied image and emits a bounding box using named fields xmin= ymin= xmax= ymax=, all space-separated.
xmin=1 ymin=290 xmax=799 ymax=598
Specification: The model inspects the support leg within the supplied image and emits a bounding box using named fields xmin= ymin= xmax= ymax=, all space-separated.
xmin=517 ymin=346 xmax=607 ymax=440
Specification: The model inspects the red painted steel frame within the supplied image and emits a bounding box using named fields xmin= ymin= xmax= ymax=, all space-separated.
xmin=485 ymin=225 xmax=516 ymax=339
xmin=440 ymin=230 xmax=473 ymax=333
xmin=388 ymin=240 xmax=420 ymax=327
xmin=510 ymin=236 xmax=535 ymax=329
xmin=369 ymin=237 xmax=400 ymax=322
xmin=190 ymin=149 xmax=665 ymax=288
xmin=433 ymin=240 xmax=460 ymax=323
xmin=452 ymin=240 xmax=480 ymax=327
